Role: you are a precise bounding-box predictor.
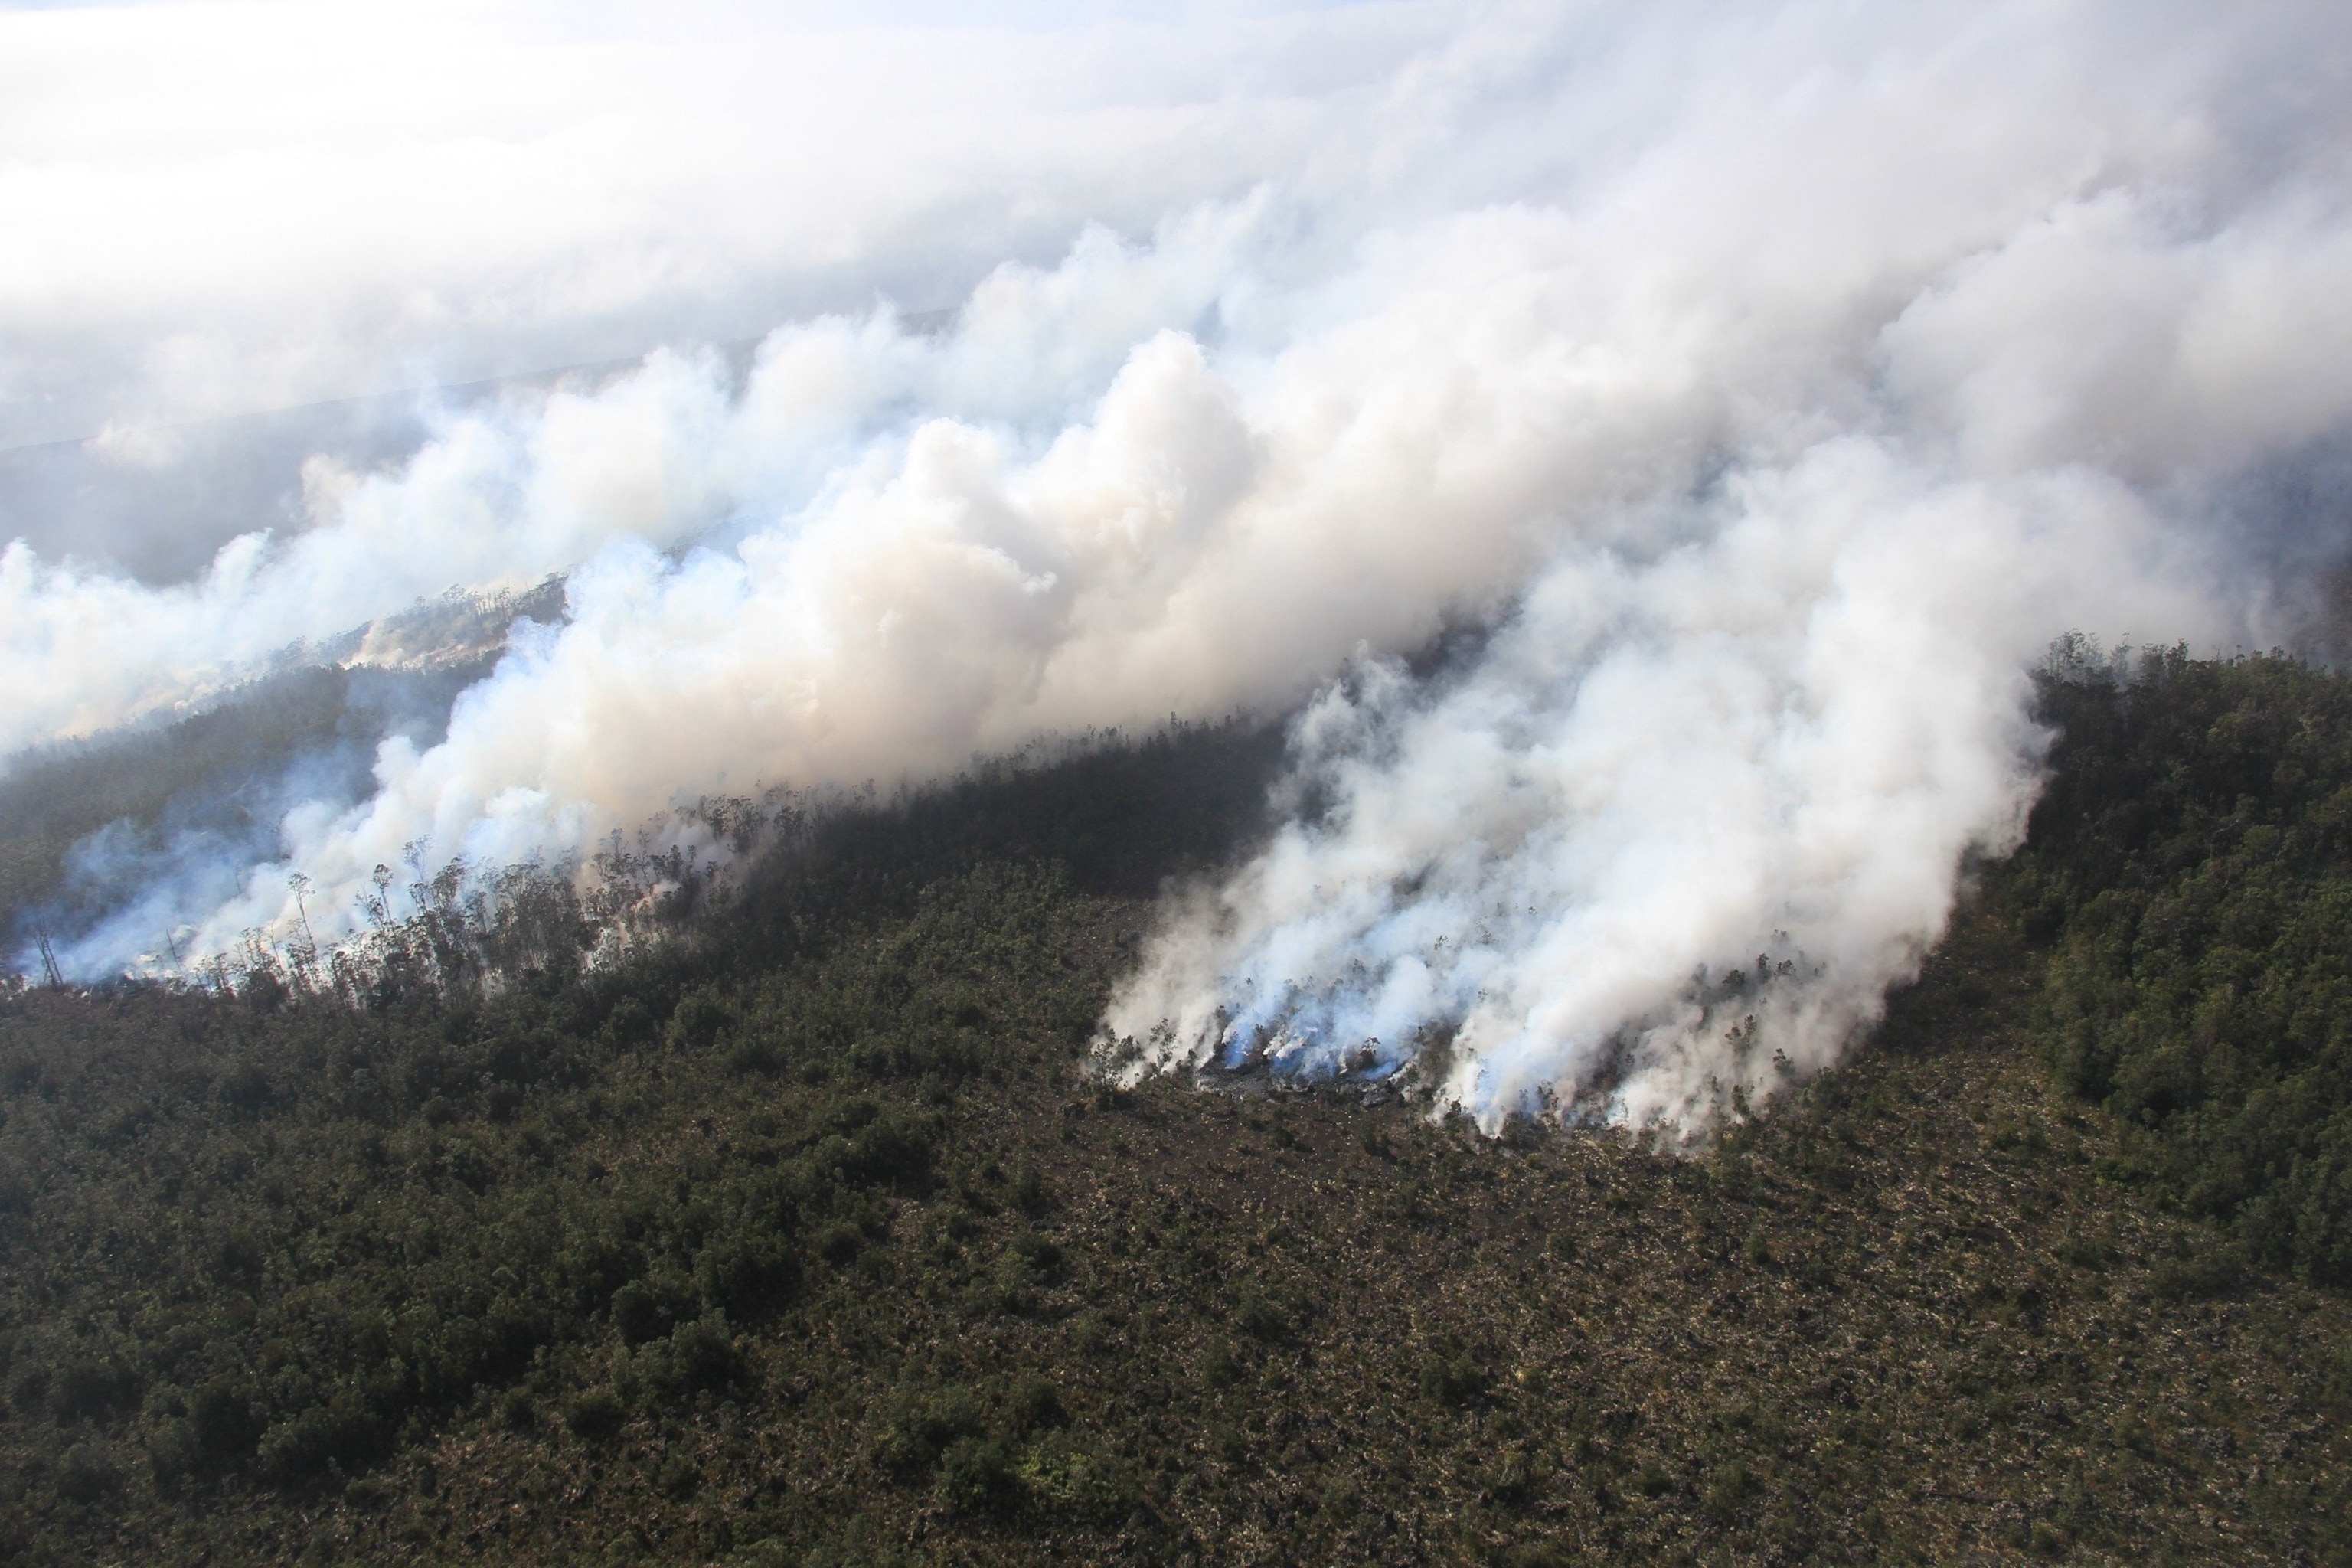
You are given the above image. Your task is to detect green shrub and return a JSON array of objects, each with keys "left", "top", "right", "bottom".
[
  {"left": 256, "top": 1395, "right": 400, "bottom": 1485},
  {"left": 655, "top": 1452, "right": 701, "bottom": 1498},
  {"left": 815, "top": 1221, "right": 864, "bottom": 1266},
  {"left": 50, "top": 1355, "right": 139, "bottom": 1423},
  {"left": 724, "top": 1036, "right": 782, "bottom": 1076},
  {"left": 639, "top": 1312, "right": 744, "bottom": 1403},
  {"left": 218, "top": 1060, "right": 273, "bottom": 1112},
  {"left": 1015, "top": 1433, "right": 1131, "bottom": 1524},
  {"left": 1417, "top": 1337, "right": 1488, "bottom": 1407},
  {"left": 3, "top": 1363, "right": 45, "bottom": 1416},
  {"left": 935, "top": 1434, "right": 1021, "bottom": 1516},
  {"left": 603, "top": 998, "right": 658, "bottom": 1049},
  {"left": 610, "top": 1279, "right": 672, "bottom": 1347},
  {"left": 557, "top": 1233, "right": 645, "bottom": 1316},
  {"left": 1485, "top": 1448, "right": 1538, "bottom": 1508},
  {"left": 1009, "top": 1158, "right": 1048, "bottom": 1217},
  {"left": 1008, "top": 1230, "right": 1064, "bottom": 1285},
  {"left": 873, "top": 1387, "right": 984, "bottom": 1477},
  {"left": 1700, "top": 1458, "right": 1759, "bottom": 1521},
  {"left": 668, "top": 988, "right": 733, "bottom": 1052},
  {"left": 1006, "top": 1376, "right": 1065, "bottom": 1436},
  {"left": 695, "top": 1228, "right": 801, "bottom": 1318},
  {"left": 188, "top": 1380, "right": 263, "bottom": 1472},
  {"left": 143, "top": 1412, "right": 203, "bottom": 1485},
  {"left": 823, "top": 1114, "right": 937, "bottom": 1195},
  {"left": 2147, "top": 1240, "right": 2247, "bottom": 1302},
  {"left": 565, "top": 1387, "right": 628, "bottom": 1442},
  {"left": 54, "top": 1443, "right": 119, "bottom": 1504},
  {"left": 1231, "top": 1283, "right": 1292, "bottom": 1343}
]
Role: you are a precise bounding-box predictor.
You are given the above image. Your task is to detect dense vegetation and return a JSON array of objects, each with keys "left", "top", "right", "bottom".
[
  {"left": 2013, "top": 646, "right": 2352, "bottom": 1285},
  {"left": 0, "top": 662, "right": 2347, "bottom": 1564}
]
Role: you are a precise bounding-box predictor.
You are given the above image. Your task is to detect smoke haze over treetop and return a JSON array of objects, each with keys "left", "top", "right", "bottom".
[{"left": 5, "top": 2, "right": 2350, "bottom": 1126}]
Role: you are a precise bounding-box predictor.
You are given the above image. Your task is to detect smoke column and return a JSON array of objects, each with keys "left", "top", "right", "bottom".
[{"left": 7, "top": 4, "right": 2352, "bottom": 1126}]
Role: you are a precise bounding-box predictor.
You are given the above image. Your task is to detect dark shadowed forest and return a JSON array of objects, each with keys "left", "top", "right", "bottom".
[{"left": 0, "top": 659, "right": 2350, "bottom": 1566}]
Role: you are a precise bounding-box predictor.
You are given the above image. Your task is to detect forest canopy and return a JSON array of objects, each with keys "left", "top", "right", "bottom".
[
  {"left": 2014, "top": 646, "right": 2352, "bottom": 1284},
  {"left": 0, "top": 659, "right": 2346, "bottom": 1563}
]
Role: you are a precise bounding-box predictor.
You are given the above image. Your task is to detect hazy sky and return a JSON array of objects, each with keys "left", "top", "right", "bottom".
[
  {"left": 0, "top": 1, "right": 1446, "bottom": 444},
  {"left": 0, "top": 0, "right": 1459, "bottom": 574}
]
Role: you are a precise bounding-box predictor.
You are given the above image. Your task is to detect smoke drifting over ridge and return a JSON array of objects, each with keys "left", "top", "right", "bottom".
[{"left": 7, "top": 3, "right": 2352, "bottom": 1126}]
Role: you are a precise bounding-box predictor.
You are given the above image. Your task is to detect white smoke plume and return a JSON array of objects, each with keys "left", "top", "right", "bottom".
[
  {"left": 6, "top": 3, "right": 2352, "bottom": 1130},
  {"left": 1100, "top": 448, "right": 2212, "bottom": 1126}
]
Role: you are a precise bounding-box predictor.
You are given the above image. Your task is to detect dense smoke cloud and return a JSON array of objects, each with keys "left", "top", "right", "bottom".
[
  {"left": 7, "top": 2, "right": 2352, "bottom": 1127},
  {"left": 1102, "top": 448, "right": 2211, "bottom": 1125}
]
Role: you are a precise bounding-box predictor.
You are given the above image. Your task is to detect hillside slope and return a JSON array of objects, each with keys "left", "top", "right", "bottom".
[{"left": 0, "top": 667, "right": 2348, "bottom": 1566}]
